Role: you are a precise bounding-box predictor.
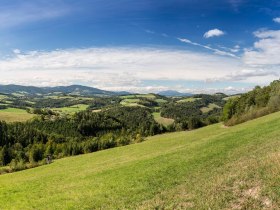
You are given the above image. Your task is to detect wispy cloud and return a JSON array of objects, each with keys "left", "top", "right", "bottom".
[
  {"left": 218, "top": 45, "right": 240, "bottom": 53},
  {"left": 144, "top": 29, "right": 155, "bottom": 34},
  {"left": 204, "top": 29, "right": 225, "bottom": 38},
  {"left": 228, "top": 0, "right": 244, "bottom": 12},
  {"left": 0, "top": 2, "right": 71, "bottom": 28},
  {"left": 177, "top": 38, "right": 239, "bottom": 58}
]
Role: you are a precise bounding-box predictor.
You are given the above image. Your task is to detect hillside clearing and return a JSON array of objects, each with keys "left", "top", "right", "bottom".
[
  {"left": 0, "top": 112, "right": 279, "bottom": 209},
  {"left": 177, "top": 97, "right": 201, "bottom": 103},
  {"left": 52, "top": 104, "right": 89, "bottom": 114},
  {"left": 153, "top": 112, "right": 174, "bottom": 127},
  {"left": 0, "top": 108, "right": 35, "bottom": 122},
  {"left": 200, "top": 103, "right": 221, "bottom": 113}
]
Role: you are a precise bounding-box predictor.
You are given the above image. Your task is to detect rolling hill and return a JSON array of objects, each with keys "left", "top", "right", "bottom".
[
  {"left": 0, "top": 112, "right": 279, "bottom": 209},
  {"left": 0, "top": 84, "right": 126, "bottom": 96},
  {"left": 158, "top": 90, "right": 193, "bottom": 97}
]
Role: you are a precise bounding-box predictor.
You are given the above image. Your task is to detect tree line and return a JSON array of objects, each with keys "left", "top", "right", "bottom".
[{"left": 222, "top": 80, "right": 280, "bottom": 126}]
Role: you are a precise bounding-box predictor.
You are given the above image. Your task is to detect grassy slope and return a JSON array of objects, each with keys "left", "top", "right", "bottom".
[
  {"left": 0, "top": 108, "right": 35, "bottom": 122},
  {"left": 200, "top": 103, "right": 221, "bottom": 113},
  {"left": 52, "top": 104, "right": 89, "bottom": 114},
  {"left": 153, "top": 112, "right": 174, "bottom": 127},
  {"left": 0, "top": 112, "right": 280, "bottom": 209},
  {"left": 177, "top": 97, "right": 201, "bottom": 103}
]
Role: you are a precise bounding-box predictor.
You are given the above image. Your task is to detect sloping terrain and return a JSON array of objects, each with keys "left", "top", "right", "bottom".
[
  {"left": 0, "top": 112, "right": 279, "bottom": 209},
  {"left": 0, "top": 84, "right": 118, "bottom": 96}
]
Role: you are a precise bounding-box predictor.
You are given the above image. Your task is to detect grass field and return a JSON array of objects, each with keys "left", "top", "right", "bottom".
[
  {"left": 177, "top": 97, "right": 201, "bottom": 103},
  {"left": 200, "top": 103, "right": 221, "bottom": 113},
  {"left": 0, "top": 112, "right": 280, "bottom": 209},
  {"left": 120, "top": 94, "right": 156, "bottom": 99},
  {"left": 155, "top": 98, "right": 168, "bottom": 103},
  {"left": 120, "top": 98, "right": 145, "bottom": 107},
  {"left": 52, "top": 104, "right": 89, "bottom": 114},
  {"left": 223, "top": 95, "right": 241, "bottom": 101},
  {"left": 0, "top": 94, "right": 8, "bottom": 99},
  {"left": 153, "top": 112, "right": 174, "bottom": 127},
  {"left": 0, "top": 108, "right": 35, "bottom": 122}
]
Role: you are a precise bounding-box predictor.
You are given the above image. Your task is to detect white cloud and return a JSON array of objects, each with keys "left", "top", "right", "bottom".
[
  {"left": 204, "top": 29, "right": 225, "bottom": 38},
  {"left": 206, "top": 69, "right": 279, "bottom": 83},
  {"left": 218, "top": 45, "right": 240, "bottom": 53},
  {"left": 243, "top": 29, "right": 280, "bottom": 66},
  {"left": 0, "top": 47, "right": 243, "bottom": 92},
  {"left": 273, "top": 17, "right": 280, "bottom": 23},
  {"left": 0, "top": 42, "right": 278, "bottom": 93},
  {"left": 13, "top": 49, "right": 21, "bottom": 54}
]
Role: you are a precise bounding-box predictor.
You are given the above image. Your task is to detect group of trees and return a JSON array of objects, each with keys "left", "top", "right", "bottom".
[
  {"left": 161, "top": 94, "right": 225, "bottom": 130},
  {"left": 0, "top": 106, "right": 161, "bottom": 172},
  {"left": 222, "top": 80, "right": 280, "bottom": 126}
]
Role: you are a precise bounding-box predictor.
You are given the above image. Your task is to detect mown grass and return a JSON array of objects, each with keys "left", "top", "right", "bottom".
[
  {"left": 0, "top": 108, "right": 35, "bottom": 122},
  {"left": 0, "top": 112, "right": 280, "bottom": 209},
  {"left": 52, "top": 104, "right": 89, "bottom": 114},
  {"left": 223, "top": 95, "right": 241, "bottom": 101},
  {"left": 153, "top": 112, "right": 174, "bottom": 127},
  {"left": 120, "top": 94, "right": 156, "bottom": 99},
  {"left": 120, "top": 99, "right": 145, "bottom": 107},
  {"left": 200, "top": 103, "right": 221, "bottom": 113},
  {"left": 177, "top": 97, "right": 201, "bottom": 103}
]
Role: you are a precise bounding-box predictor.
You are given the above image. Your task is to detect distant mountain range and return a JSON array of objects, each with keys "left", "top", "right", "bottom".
[
  {"left": 0, "top": 84, "right": 129, "bottom": 96},
  {"left": 0, "top": 84, "right": 193, "bottom": 97},
  {"left": 157, "top": 90, "right": 193, "bottom": 97}
]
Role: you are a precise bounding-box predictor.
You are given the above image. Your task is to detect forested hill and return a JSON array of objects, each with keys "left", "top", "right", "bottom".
[
  {"left": 0, "top": 84, "right": 123, "bottom": 96},
  {"left": 222, "top": 79, "right": 280, "bottom": 126}
]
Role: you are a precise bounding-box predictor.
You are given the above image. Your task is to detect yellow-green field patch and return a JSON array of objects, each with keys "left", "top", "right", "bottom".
[
  {"left": 53, "top": 104, "right": 89, "bottom": 114},
  {"left": 177, "top": 97, "right": 201, "bottom": 103},
  {"left": 153, "top": 112, "right": 174, "bottom": 126},
  {"left": 120, "top": 99, "right": 145, "bottom": 107},
  {"left": 155, "top": 98, "right": 167, "bottom": 103},
  {"left": 223, "top": 95, "right": 241, "bottom": 101},
  {"left": 0, "top": 108, "right": 35, "bottom": 122},
  {"left": 200, "top": 103, "right": 221, "bottom": 113},
  {"left": 136, "top": 94, "right": 156, "bottom": 99},
  {"left": 120, "top": 94, "right": 156, "bottom": 99}
]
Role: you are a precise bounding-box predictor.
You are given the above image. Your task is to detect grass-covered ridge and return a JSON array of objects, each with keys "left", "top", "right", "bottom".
[{"left": 0, "top": 111, "right": 279, "bottom": 209}]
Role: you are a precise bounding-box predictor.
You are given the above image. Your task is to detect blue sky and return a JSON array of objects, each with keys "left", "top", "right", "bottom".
[{"left": 0, "top": 0, "right": 280, "bottom": 93}]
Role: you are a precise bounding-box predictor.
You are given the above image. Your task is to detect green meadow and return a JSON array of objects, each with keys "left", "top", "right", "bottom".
[
  {"left": 153, "top": 112, "right": 174, "bottom": 127},
  {"left": 120, "top": 94, "right": 156, "bottom": 99},
  {"left": 120, "top": 98, "right": 144, "bottom": 107},
  {"left": 52, "top": 104, "right": 89, "bottom": 114},
  {"left": 0, "top": 111, "right": 279, "bottom": 209},
  {"left": 177, "top": 97, "right": 201, "bottom": 103},
  {"left": 0, "top": 108, "right": 35, "bottom": 122},
  {"left": 200, "top": 103, "right": 221, "bottom": 113}
]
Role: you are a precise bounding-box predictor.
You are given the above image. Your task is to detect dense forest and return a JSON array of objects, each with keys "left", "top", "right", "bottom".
[
  {"left": 222, "top": 80, "right": 280, "bottom": 126},
  {"left": 0, "top": 107, "right": 161, "bottom": 172},
  {"left": 161, "top": 94, "right": 225, "bottom": 130}
]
